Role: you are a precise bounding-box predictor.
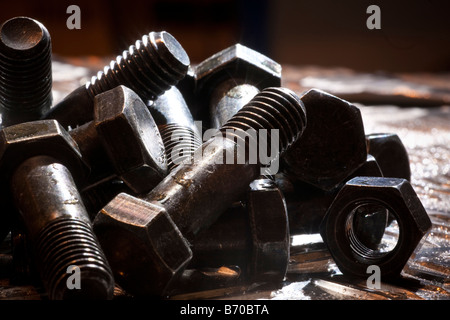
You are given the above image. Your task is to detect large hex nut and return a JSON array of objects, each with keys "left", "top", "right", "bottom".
[
  {"left": 195, "top": 44, "right": 282, "bottom": 125},
  {"left": 247, "top": 178, "right": 290, "bottom": 282},
  {"left": 94, "top": 85, "right": 168, "bottom": 194},
  {"left": 366, "top": 133, "right": 411, "bottom": 181},
  {"left": 92, "top": 193, "right": 193, "bottom": 297},
  {"left": 282, "top": 89, "right": 367, "bottom": 191},
  {"left": 319, "top": 176, "right": 432, "bottom": 279}
]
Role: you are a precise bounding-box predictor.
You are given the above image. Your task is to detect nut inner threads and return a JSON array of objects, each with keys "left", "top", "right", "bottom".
[{"left": 345, "top": 201, "right": 399, "bottom": 261}]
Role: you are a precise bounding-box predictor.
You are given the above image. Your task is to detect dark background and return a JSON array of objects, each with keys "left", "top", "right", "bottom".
[{"left": 1, "top": 0, "right": 449, "bottom": 72}]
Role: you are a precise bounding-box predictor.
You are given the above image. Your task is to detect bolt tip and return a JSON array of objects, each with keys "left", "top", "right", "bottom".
[
  {"left": 0, "top": 16, "right": 49, "bottom": 52},
  {"left": 150, "top": 31, "right": 190, "bottom": 69}
]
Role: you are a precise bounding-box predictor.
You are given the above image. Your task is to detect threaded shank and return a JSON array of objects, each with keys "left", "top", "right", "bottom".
[
  {"left": 35, "top": 218, "right": 114, "bottom": 300},
  {"left": 220, "top": 87, "right": 307, "bottom": 155},
  {"left": 0, "top": 17, "right": 52, "bottom": 115},
  {"left": 159, "top": 124, "right": 202, "bottom": 172},
  {"left": 86, "top": 31, "right": 189, "bottom": 100}
]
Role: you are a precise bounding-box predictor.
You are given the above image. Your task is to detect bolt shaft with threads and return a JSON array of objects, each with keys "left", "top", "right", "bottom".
[
  {"left": 43, "top": 31, "right": 190, "bottom": 129},
  {"left": 11, "top": 156, "right": 114, "bottom": 300},
  {"left": 144, "top": 87, "right": 307, "bottom": 239},
  {"left": 148, "top": 86, "right": 202, "bottom": 172}
]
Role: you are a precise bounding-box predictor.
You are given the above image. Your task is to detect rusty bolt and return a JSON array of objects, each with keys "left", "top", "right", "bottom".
[
  {"left": 93, "top": 87, "right": 307, "bottom": 296},
  {"left": 0, "top": 120, "right": 114, "bottom": 299}
]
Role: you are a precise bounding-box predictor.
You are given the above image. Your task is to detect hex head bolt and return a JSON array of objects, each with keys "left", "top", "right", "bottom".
[
  {"left": 69, "top": 85, "right": 167, "bottom": 196},
  {"left": 43, "top": 31, "right": 190, "bottom": 129},
  {"left": 0, "top": 17, "right": 53, "bottom": 127},
  {"left": 195, "top": 43, "right": 282, "bottom": 129},
  {"left": 93, "top": 87, "right": 307, "bottom": 296},
  {"left": 282, "top": 89, "right": 368, "bottom": 191},
  {"left": 319, "top": 176, "right": 432, "bottom": 279},
  {"left": 148, "top": 86, "right": 202, "bottom": 172},
  {"left": 0, "top": 120, "right": 114, "bottom": 299}
]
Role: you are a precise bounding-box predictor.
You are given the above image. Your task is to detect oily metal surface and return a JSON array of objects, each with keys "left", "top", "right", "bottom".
[{"left": 0, "top": 60, "right": 448, "bottom": 300}]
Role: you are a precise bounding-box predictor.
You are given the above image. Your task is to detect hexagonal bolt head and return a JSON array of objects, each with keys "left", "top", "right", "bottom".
[
  {"left": 0, "top": 119, "right": 89, "bottom": 242},
  {"left": 94, "top": 85, "right": 168, "bottom": 194},
  {"left": 319, "top": 176, "right": 432, "bottom": 279},
  {"left": 366, "top": 133, "right": 411, "bottom": 181},
  {"left": 282, "top": 89, "right": 367, "bottom": 191},
  {"left": 195, "top": 43, "right": 282, "bottom": 125},
  {"left": 247, "top": 178, "right": 289, "bottom": 282},
  {"left": 0, "top": 119, "right": 88, "bottom": 184},
  {"left": 93, "top": 193, "right": 192, "bottom": 297}
]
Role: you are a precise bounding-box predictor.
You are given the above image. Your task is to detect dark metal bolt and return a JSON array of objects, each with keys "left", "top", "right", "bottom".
[
  {"left": 0, "top": 120, "right": 114, "bottom": 299},
  {"left": 69, "top": 85, "right": 167, "bottom": 195},
  {"left": 148, "top": 86, "right": 202, "bottom": 172},
  {"left": 43, "top": 31, "right": 190, "bottom": 129},
  {"left": 93, "top": 87, "right": 307, "bottom": 296},
  {"left": 0, "top": 17, "right": 53, "bottom": 126}
]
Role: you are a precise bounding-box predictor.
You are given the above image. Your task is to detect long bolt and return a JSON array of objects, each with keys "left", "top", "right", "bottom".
[
  {"left": 0, "top": 17, "right": 53, "bottom": 126},
  {"left": 11, "top": 155, "right": 114, "bottom": 299},
  {"left": 43, "top": 31, "right": 190, "bottom": 129},
  {"left": 146, "top": 87, "right": 306, "bottom": 239},
  {"left": 94, "top": 87, "right": 307, "bottom": 296}
]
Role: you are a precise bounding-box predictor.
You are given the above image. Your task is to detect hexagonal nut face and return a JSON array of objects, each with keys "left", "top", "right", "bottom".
[
  {"left": 366, "top": 133, "right": 411, "bottom": 181},
  {"left": 94, "top": 85, "right": 168, "bottom": 194},
  {"left": 282, "top": 89, "right": 367, "bottom": 191},
  {"left": 195, "top": 44, "right": 282, "bottom": 100},
  {"left": 247, "top": 178, "right": 289, "bottom": 282},
  {"left": 0, "top": 119, "right": 88, "bottom": 184},
  {"left": 319, "top": 176, "right": 432, "bottom": 279},
  {"left": 92, "top": 193, "right": 192, "bottom": 297}
]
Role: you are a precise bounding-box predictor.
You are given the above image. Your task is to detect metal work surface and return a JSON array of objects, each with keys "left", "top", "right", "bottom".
[{"left": 0, "top": 60, "right": 448, "bottom": 300}]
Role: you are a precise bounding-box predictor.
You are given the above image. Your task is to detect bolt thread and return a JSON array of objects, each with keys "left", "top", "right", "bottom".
[
  {"left": 86, "top": 31, "right": 189, "bottom": 101},
  {"left": 220, "top": 87, "right": 307, "bottom": 155},
  {"left": 35, "top": 218, "right": 114, "bottom": 300},
  {"left": 0, "top": 17, "right": 52, "bottom": 114},
  {"left": 159, "top": 123, "right": 202, "bottom": 172}
]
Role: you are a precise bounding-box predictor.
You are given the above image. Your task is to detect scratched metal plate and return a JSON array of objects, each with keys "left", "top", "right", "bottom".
[{"left": 0, "top": 61, "right": 448, "bottom": 300}]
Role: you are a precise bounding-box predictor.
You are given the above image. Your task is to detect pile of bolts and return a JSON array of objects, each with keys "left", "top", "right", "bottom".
[{"left": 0, "top": 16, "right": 432, "bottom": 300}]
